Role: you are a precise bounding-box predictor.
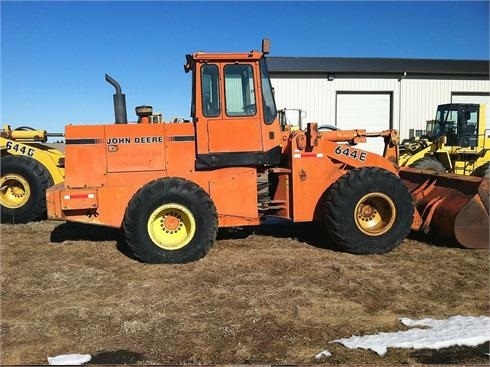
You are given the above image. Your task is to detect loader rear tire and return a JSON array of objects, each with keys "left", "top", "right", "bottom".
[
  {"left": 0, "top": 155, "right": 53, "bottom": 223},
  {"left": 409, "top": 157, "right": 445, "bottom": 172},
  {"left": 123, "top": 178, "right": 218, "bottom": 264},
  {"left": 323, "top": 167, "right": 413, "bottom": 254}
]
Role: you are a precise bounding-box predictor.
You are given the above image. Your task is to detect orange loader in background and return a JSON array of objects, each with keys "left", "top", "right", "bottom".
[{"left": 46, "top": 40, "right": 488, "bottom": 263}]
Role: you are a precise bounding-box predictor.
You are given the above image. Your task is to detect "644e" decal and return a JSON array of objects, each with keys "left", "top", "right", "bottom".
[{"left": 334, "top": 145, "right": 367, "bottom": 162}]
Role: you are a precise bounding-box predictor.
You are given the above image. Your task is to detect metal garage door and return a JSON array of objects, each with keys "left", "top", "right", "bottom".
[{"left": 336, "top": 93, "right": 391, "bottom": 154}]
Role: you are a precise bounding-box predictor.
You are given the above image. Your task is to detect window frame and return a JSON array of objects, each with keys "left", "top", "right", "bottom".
[
  {"left": 201, "top": 64, "right": 220, "bottom": 118},
  {"left": 223, "top": 63, "right": 257, "bottom": 118},
  {"left": 259, "top": 57, "right": 278, "bottom": 125}
]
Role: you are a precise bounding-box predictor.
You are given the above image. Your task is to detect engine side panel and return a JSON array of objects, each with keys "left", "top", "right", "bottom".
[{"left": 51, "top": 122, "right": 260, "bottom": 228}]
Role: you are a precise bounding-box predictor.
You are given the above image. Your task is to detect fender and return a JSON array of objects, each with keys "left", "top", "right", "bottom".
[
  {"left": 1, "top": 137, "right": 65, "bottom": 184},
  {"left": 323, "top": 140, "right": 399, "bottom": 175}
]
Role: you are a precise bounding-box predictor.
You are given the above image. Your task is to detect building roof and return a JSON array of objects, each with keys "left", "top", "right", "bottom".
[{"left": 267, "top": 56, "right": 490, "bottom": 77}]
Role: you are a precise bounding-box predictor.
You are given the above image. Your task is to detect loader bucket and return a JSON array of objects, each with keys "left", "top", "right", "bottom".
[{"left": 399, "top": 167, "right": 489, "bottom": 249}]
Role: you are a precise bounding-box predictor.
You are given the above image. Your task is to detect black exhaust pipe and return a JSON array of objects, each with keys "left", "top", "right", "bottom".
[{"left": 105, "top": 74, "right": 128, "bottom": 124}]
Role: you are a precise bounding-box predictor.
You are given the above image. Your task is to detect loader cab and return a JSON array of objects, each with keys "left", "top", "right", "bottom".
[
  {"left": 185, "top": 43, "right": 282, "bottom": 169},
  {"left": 430, "top": 104, "right": 480, "bottom": 149}
]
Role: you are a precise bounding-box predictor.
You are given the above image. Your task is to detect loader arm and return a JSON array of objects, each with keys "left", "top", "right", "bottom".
[{"left": 319, "top": 128, "right": 400, "bottom": 174}]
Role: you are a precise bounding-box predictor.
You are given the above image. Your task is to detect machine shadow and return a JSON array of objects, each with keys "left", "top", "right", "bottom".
[
  {"left": 218, "top": 219, "right": 342, "bottom": 252},
  {"left": 219, "top": 220, "right": 466, "bottom": 252},
  {"left": 49, "top": 222, "right": 141, "bottom": 261},
  {"left": 50, "top": 222, "right": 123, "bottom": 243},
  {"left": 406, "top": 230, "right": 463, "bottom": 249},
  {"left": 50, "top": 220, "right": 463, "bottom": 262},
  {"left": 50, "top": 221, "right": 339, "bottom": 261}
]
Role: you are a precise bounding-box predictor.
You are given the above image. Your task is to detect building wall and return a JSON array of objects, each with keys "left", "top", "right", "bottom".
[
  {"left": 270, "top": 73, "right": 490, "bottom": 139},
  {"left": 400, "top": 78, "right": 490, "bottom": 136}
]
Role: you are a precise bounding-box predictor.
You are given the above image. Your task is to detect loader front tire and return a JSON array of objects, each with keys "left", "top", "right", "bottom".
[
  {"left": 123, "top": 178, "right": 218, "bottom": 264},
  {"left": 323, "top": 167, "right": 413, "bottom": 254},
  {"left": 409, "top": 157, "right": 445, "bottom": 172},
  {"left": 472, "top": 163, "right": 490, "bottom": 178},
  {"left": 0, "top": 155, "right": 53, "bottom": 223}
]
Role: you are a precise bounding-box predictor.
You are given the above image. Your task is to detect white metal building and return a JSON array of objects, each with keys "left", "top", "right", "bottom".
[{"left": 267, "top": 57, "right": 489, "bottom": 154}]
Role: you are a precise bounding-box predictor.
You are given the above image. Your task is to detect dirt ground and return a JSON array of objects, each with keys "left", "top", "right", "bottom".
[{"left": 0, "top": 220, "right": 489, "bottom": 365}]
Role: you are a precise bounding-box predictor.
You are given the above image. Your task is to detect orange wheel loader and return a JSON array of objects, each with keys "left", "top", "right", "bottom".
[{"left": 46, "top": 40, "right": 488, "bottom": 263}]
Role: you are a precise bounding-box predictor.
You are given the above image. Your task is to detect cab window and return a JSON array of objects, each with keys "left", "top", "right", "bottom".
[
  {"left": 260, "top": 58, "right": 277, "bottom": 124},
  {"left": 463, "top": 109, "right": 478, "bottom": 135},
  {"left": 433, "top": 107, "right": 458, "bottom": 140},
  {"left": 224, "top": 64, "right": 256, "bottom": 116},
  {"left": 201, "top": 64, "right": 220, "bottom": 117}
]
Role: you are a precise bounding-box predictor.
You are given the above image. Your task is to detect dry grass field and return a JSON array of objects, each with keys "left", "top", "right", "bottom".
[{"left": 1, "top": 220, "right": 489, "bottom": 365}]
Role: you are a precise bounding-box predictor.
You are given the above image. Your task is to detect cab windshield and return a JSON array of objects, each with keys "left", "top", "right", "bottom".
[
  {"left": 430, "top": 105, "right": 478, "bottom": 146},
  {"left": 430, "top": 106, "right": 458, "bottom": 139}
]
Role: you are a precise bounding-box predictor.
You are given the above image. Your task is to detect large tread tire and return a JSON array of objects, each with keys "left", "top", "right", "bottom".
[
  {"left": 409, "top": 157, "right": 445, "bottom": 172},
  {"left": 123, "top": 178, "right": 218, "bottom": 264},
  {"left": 323, "top": 167, "right": 413, "bottom": 254},
  {"left": 471, "top": 162, "right": 490, "bottom": 178},
  {"left": 1, "top": 155, "right": 53, "bottom": 223}
]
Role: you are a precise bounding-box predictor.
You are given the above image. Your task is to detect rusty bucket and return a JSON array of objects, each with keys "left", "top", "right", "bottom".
[{"left": 399, "top": 167, "right": 489, "bottom": 249}]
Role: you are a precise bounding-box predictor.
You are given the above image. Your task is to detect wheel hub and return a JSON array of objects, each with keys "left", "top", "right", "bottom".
[
  {"left": 0, "top": 174, "right": 30, "bottom": 209},
  {"left": 355, "top": 193, "right": 396, "bottom": 236},
  {"left": 163, "top": 214, "right": 180, "bottom": 231},
  {"left": 359, "top": 204, "right": 375, "bottom": 219},
  {"left": 148, "top": 204, "right": 196, "bottom": 250}
]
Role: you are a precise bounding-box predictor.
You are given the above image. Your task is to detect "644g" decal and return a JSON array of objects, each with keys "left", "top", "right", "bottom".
[
  {"left": 6, "top": 141, "right": 35, "bottom": 157},
  {"left": 334, "top": 145, "right": 367, "bottom": 162}
]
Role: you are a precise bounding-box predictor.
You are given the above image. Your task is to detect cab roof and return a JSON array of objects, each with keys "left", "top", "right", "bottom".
[
  {"left": 184, "top": 50, "right": 265, "bottom": 73},
  {"left": 191, "top": 50, "right": 264, "bottom": 61}
]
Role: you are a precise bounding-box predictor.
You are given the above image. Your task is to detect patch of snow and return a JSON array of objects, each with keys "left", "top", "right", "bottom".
[
  {"left": 47, "top": 353, "right": 92, "bottom": 365},
  {"left": 333, "top": 315, "right": 490, "bottom": 356},
  {"left": 315, "top": 350, "right": 332, "bottom": 359}
]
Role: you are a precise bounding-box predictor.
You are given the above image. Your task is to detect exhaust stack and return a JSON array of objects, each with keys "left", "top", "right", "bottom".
[{"left": 105, "top": 74, "right": 128, "bottom": 124}]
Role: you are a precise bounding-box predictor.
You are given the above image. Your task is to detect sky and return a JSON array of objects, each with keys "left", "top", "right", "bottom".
[
  {"left": 46, "top": 315, "right": 490, "bottom": 364},
  {"left": 1, "top": 1, "right": 489, "bottom": 134}
]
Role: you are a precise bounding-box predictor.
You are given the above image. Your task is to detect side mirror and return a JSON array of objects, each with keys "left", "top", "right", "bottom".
[
  {"left": 262, "top": 38, "right": 270, "bottom": 55},
  {"left": 184, "top": 54, "right": 193, "bottom": 73}
]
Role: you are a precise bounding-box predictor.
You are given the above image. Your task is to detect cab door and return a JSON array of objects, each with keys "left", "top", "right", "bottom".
[
  {"left": 195, "top": 62, "right": 264, "bottom": 168},
  {"left": 457, "top": 105, "right": 479, "bottom": 149}
]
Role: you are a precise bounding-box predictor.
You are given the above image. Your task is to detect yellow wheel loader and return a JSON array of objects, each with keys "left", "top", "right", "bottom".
[
  {"left": 1, "top": 125, "right": 65, "bottom": 223},
  {"left": 399, "top": 103, "right": 489, "bottom": 177}
]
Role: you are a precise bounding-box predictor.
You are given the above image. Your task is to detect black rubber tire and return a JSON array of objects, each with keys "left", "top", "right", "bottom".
[
  {"left": 471, "top": 162, "right": 490, "bottom": 178},
  {"left": 409, "top": 157, "right": 445, "bottom": 172},
  {"left": 0, "top": 155, "right": 54, "bottom": 223},
  {"left": 123, "top": 178, "right": 218, "bottom": 264},
  {"left": 323, "top": 167, "right": 413, "bottom": 254}
]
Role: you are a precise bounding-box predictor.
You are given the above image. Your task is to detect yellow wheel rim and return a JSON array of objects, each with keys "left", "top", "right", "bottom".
[
  {"left": 354, "top": 192, "right": 396, "bottom": 236},
  {"left": 0, "top": 174, "right": 31, "bottom": 209},
  {"left": 147, "top": 203, "right": 196, "bottom": 250}
]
